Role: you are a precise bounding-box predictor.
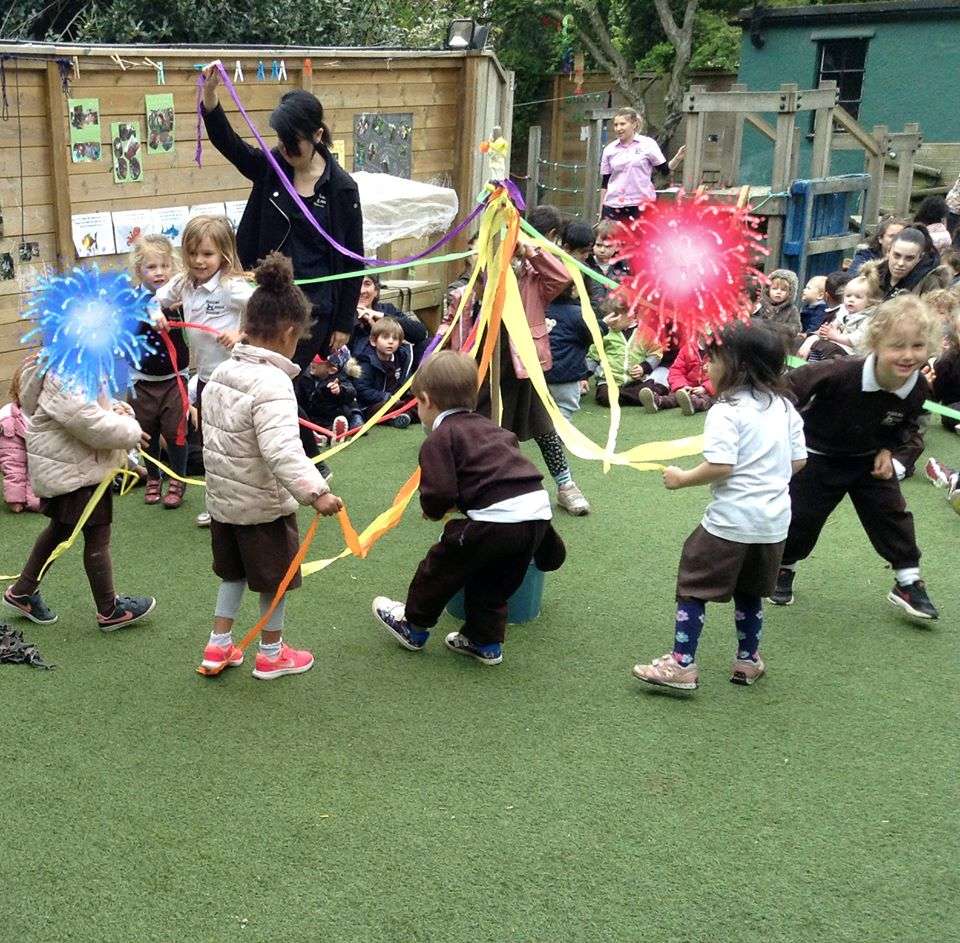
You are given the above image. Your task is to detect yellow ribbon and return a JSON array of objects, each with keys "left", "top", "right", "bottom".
[{"left": 0, "top": 467, "right": 139, "bottom": 582}]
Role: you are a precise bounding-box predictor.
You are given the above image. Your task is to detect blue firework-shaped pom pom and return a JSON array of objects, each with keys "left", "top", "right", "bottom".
[{"left": 22, "top": 266, "right": 155, "bottom": 400}]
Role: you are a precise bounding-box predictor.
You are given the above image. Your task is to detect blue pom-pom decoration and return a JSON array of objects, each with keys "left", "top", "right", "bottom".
[{"left": 21, "top": 266, "right": 155, "bottom": 400}]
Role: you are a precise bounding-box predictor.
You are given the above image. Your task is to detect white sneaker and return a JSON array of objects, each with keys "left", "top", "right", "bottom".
[
  {"left": 195, "top": 511, "right": 211, "bottom": 528},
  {"left": 557, "top": 481, "right": 590, "bottom": 516}
]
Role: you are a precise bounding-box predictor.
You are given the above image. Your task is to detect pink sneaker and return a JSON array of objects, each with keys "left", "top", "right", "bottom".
[
  {"left": 924, "top": 456, "right": 957, "bottom": 489},
  {"left": 251, "top": 643, "right": 315, "bottom": 680},
  {"left": 631, "top": 653, "right": 699, "bottom": 690},
  {"left": 730, "top": 655, "right": 766, "bottom": 686},
  {"left": 197, "top": 641, "right": 244, "bottom": 676}
]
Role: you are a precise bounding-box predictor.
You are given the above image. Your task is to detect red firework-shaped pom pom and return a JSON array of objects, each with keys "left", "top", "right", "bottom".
[{"left": 613, "top": 190, "right": 766, "bottom": 349}]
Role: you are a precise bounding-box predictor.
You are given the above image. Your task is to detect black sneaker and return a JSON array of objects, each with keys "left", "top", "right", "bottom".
[
  {"left": 887, "top": 580, "right": 939, "bottom": 621},
  {"left": 2, "top": 588, "right": 58, "bottom": 625},
  {"left": 388, "top": 414, "right": 412, "bottom": 429},
  {"left": 768, "top": 568, "right": 795, "bottom": 606},
  {"left": 444, "top": 631, "right": 502, "bottom": 665},
  {"left": 97, "top": 595, "right": 156, "bottom": 631}
]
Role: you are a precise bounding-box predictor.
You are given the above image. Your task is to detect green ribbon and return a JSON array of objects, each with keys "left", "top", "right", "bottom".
[
  {"left": 293, "top": 250, "right": 473, "bottom": 287},
  {"left": 519, "top": 218, "right": 619, "bottom": 290}
]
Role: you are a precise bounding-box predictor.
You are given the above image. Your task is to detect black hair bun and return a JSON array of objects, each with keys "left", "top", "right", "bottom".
[{"left": 254, "top": 251, "right": 295, "bottom": 293}]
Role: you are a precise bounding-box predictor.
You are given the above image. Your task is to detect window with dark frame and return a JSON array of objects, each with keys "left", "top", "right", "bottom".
[{"left": 815, "top": 38, "right": 869, "bottom": 122}]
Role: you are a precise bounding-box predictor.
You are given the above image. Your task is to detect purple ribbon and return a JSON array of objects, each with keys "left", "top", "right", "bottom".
[
  {"left": 195, "top": 65, "right": 493, "bottom": 267},
  {"left": 503, "top": 177, "right": 526, "bottom": 212}
]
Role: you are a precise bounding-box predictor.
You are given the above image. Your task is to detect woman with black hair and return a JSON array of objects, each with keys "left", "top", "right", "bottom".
[
  {"left": 350, "top": 273, "right": 429, "bottom": 366},
  {"left": 847, "top": 216, "right": 908, "bottom": 276},
  {"left": 865, "top": 226, "right": 951, "bottom": 299},
  {"left": 200, "top": 65, "right": 364, "bottom": 368}
]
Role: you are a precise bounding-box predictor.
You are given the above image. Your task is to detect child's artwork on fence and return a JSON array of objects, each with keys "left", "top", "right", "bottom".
[
  {"left": 71, "top": 212, "right": 116, "bottom": 257},
  {"left": 68, "top": 98, "right": 102, "bottom": 163},
  {"left": 353, "top": 113, "right": 413, "bottom": 178},
  {"left": 111, "top": 122, "right": 144, "bottom": 183},
  {"left": 145, "top": 94, "right": 176, "bottom": 154}
]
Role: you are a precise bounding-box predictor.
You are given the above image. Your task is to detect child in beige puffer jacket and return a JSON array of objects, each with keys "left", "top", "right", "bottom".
[
  {"left": 3, "top": 357, "right": 157, "bottom": 630},
  {"left": 198, "top": 253, "right": 343, "bottom": 681}
]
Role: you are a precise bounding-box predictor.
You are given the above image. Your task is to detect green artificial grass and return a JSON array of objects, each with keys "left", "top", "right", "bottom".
[{"left": 1, "top": 400, "right": 957, "bottom": 943}]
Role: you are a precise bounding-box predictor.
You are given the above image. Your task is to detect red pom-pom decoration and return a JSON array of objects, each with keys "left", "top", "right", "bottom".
[{"left": 613, "top": 190, "right": 766, "bottom": 349}]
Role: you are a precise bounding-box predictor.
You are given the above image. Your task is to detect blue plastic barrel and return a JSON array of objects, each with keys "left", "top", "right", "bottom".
[{"left": 446, "top": 563, "right": 546, "bottom": 624}]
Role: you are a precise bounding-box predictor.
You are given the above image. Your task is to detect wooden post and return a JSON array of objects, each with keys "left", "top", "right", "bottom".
[
  {"left": 765, "top": 84, "right": 798, "bottom": 272},
  {"left": 891, "top": 122, "right": 922, "bottom": 216},
  {"left": 727, "top": 83, "right": 747, "bottom": 187},
  {"left": 582, "top": 118, "right": 603, "bottom": 220},
  {"left": 863, "top": 124, "right": 888, "bottom": 227},
  {"left": 810, "top": 81, "right": 837, "bottom": 179},
  {"left": 526, "top": 126, "right": 541, "bottom": 210},
  {"left": 681, "top": 86, "right": 707, "bottom": 191},
  {"left": 45, "top": 61, "right": 74, "bottom": 271}
]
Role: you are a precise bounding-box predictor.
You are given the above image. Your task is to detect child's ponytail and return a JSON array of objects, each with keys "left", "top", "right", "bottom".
[{"left": 243, "top": 252, "right": 312, "bottom": 342}]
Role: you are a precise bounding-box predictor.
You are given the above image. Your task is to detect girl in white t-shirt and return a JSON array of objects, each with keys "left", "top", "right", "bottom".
[
  {"left": 632, "top": 324, "right": 807, "bottom": 692},
  {"left": 155, "top": 215, "right": 254, "bottom": 526}
]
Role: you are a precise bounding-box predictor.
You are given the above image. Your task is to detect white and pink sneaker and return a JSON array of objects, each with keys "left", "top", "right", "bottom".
[
  {"left": 198, "top": 641, "right": 244, "bottom": 675},
  {"left": 251, "top": 643, "right": 315, "bottom": 680}
]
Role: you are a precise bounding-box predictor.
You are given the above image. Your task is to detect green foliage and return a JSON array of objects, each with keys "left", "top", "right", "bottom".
[{"left": 636, "top": 10, "right": 742, "bottom": 75}]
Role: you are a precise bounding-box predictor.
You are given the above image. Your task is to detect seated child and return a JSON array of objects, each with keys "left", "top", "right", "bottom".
[
  {"left": 559, "top": 219, "right": 607, "bottom": 310},
  {"left": 351, "top": 273, "right": 429, "bottom": 366},
  {"left": 799, "top": 275, "right": 827, "bottom": 333},
  {"left": 197, "top": 253, "right": 343, "bottom": 679},
  {"left": 592, "top": 220, "right": 631, "bottom": 281},
  {"left": 802, "top": 270, "right": 881, "bottom": 360},
  {"left": 941, "top": 248, "right": 960, "bottom": 287},
  {"left": 0, "top": 359, "right": 40, "bottom": 513},
  {"left": 372, "top": 351, "right": 566, "bottom": 667},
  {"left": 298, "top": 345, "right": 364, "bottom": 440},
  {"left": 755, "top": 268, "right": 801, "bottom": 343},
  {"left": 663, "top": 337, "right": 716, "bottom": 415},
  {"left": 771, "top": 294, "right": 940, "bottom": 622},
  {"left": 354, "top": 317, "right": 414, "bottom": 429},
  {"left": 3, "top": 360, "right": 155, "bottom": 629},
  {"left": 587, "top": 305, "right": 666, "bottom": 409}
]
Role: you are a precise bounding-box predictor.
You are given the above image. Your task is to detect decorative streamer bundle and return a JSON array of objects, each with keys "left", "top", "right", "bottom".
[
  {"left": 22, "top": 267, "right": 153, "bottom": 400},
  {"left": 613, "top": 190, "right": 766, "bottom": 351}
]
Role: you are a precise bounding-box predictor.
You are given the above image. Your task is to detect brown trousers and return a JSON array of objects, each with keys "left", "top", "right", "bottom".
[{"left": 405, "top": 518, "right": 558, "bottom": 646}]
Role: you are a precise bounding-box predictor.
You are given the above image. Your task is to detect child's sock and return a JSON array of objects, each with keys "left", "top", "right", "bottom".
[
  {"left": 209, "top": 631, "right": 233, "bottom": 649},
  {"left": 259, "top": 639, "right": 282, "bottom": 659},
  {"left": 672, "top": 598, "right": 705, "bottom": 666},
  {"left": 733, "top": 593, "right": 763, "bottom": 661},
  {"left": 894, "top": 566, "right": 920, "bottom": 585}
]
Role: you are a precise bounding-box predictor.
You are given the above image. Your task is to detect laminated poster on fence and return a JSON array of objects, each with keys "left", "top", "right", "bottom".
[
  {"left": 154, "top": 206, "right": 190, "bottom": 247},
  {"left": 224, "top": 201, "right": 247, "bottom": 231},
  {"left": 68, "top": 98, "right": 102, "bottom": 163},
  {"left": 111, "top": 122, "right": 144, "bottom": 184},
  {"left": 145, "top": 93, "right": 175, "bottom": 155},
  {"left": 189, "top": 202, "right": 226, "bottom": 219},
  {"left": 113, "top": 208, "right": 161, "bottom": 252},
  {"left": 71, "top": 212, "right": 116, "bottom": 257}
]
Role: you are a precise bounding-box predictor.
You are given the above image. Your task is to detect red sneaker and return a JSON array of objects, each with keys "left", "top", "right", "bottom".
[
  {"left": 332, "top": 415, "right": 349, "bottom": 442},
  {"left": 197, "top": 641, "right": 244, "bottom": 675},
  {"left": 251, "top": 643, "right": 314, "bottom": 680}
]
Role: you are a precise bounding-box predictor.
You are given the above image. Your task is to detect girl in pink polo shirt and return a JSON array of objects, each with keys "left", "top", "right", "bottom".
[{"left": 599, "top": 107, "right": 685, "bottom": 222}]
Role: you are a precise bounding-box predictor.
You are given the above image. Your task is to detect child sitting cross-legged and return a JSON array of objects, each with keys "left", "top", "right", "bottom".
[
  {"left": 372, "top": 351, "right": 566, "bottom": 667},
  {"left": 656, "top": 335, "right": 716, "bottom": 416},
  {"left": 354, "top": 317, "right": 414, "bottom": 429},
  {"left": 587, "top": 299, "right": 667, "bottom": 408}
]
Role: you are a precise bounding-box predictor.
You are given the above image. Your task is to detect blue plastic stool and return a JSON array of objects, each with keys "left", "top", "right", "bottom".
[{"left": 446, "top": 563, "right": 546, "bottom": 624}]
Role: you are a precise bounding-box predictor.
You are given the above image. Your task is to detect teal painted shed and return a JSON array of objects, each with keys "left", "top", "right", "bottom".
[{"left": 735, "top": 0, "right": 960, "bottom": 186}]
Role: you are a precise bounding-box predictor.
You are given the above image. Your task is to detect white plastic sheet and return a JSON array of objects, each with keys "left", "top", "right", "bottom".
[{"left": 352, "top": 171, "right": 459, "bottom": 254}]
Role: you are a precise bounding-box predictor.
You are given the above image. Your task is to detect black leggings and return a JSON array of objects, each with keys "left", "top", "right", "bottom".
[{"left": 13, "top": 520, "right": 115, "bottom": 614}]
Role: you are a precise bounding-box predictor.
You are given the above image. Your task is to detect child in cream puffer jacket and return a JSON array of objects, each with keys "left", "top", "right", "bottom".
[
  {"left": 197, "top": 253, "right": 343, "bottom": 681},
  {"left": 3, "top": 356, "right": 156, "bottom": 630}
]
